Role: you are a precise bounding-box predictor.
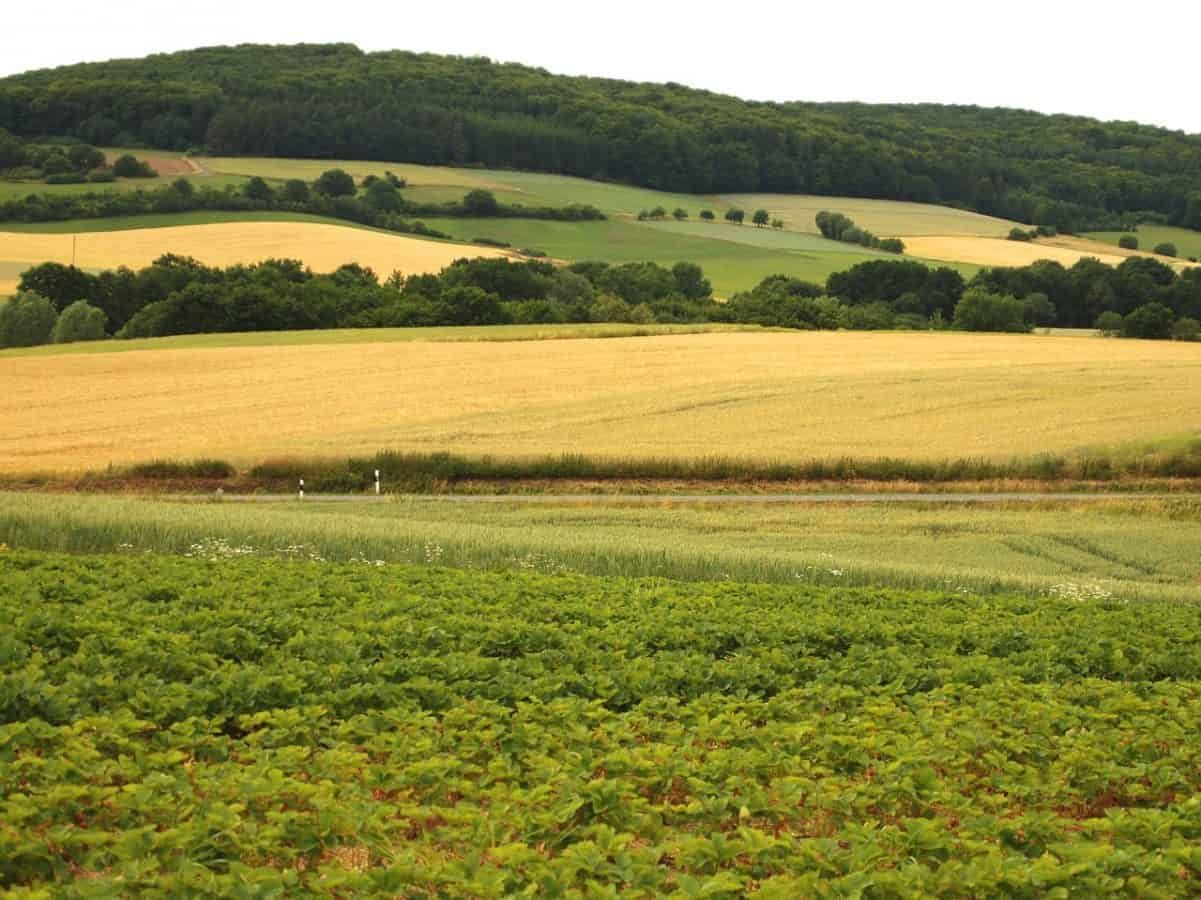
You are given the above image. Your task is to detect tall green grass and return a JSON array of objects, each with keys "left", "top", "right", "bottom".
[
  {"left": 1, "top": 492, "right": 1198, "bottom": 602},
  {"left": 49, "top": 442, "right": 1201, "bottom": 493}
]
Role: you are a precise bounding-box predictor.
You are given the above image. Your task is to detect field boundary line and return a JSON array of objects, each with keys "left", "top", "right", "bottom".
[{"left": 152, "top": 492, "right": 1201, "bottom": 505}]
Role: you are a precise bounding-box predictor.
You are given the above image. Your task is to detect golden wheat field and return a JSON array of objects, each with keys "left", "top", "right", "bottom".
[
  {"left": 3, "top": 331, "right": 1200, "bottom": 472},
  {"left": 0, "top": 222, "right": 506, "bottom": 292},
  {"left": 901, "top": 235, "right": 1129, "bottom": 268}
]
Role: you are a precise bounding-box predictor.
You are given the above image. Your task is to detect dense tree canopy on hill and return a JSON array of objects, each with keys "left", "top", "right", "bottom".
[{"left": 2, "top": 44, "right": 1201, "bottom": 232}]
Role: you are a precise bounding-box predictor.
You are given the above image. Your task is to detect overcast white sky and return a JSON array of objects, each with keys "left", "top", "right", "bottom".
[{"left": 4, "top": 0, "right": 1200, "bottom": 133}]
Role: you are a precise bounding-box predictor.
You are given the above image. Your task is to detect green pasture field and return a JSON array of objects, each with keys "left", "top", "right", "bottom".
[
  {"left": 201, "top": 156, "right": 707, "bottom": 216},
  {"left": 1086, "top": 224, "right": 1201, "bottom": 260},
  {"left": 1, "top": 153, "right": 993, "bottom": 294},
  {"left": 2, "top": 492, "right": 1198, "bottom": 601},
  {"left": 0, "top": 322, "right": 762, "bottom": 357},
  {"left": 419, "top": 216, "right": 904, "bottom": 295},
  {"left": 3, "top": 549, "right": 1199, "bottom": 894}
]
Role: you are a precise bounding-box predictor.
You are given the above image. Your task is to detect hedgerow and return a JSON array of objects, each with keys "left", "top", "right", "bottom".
[{"left": 1, "top": 550, "right": 1200, "bottom": 894}]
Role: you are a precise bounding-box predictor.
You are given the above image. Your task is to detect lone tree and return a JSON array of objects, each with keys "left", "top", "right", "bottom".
[
  {"left": 725, "top": 208, "right": 745, "bottom": 225},
  {"left": 752, "top": 209, "right": 770, "bottom": 227},
  {"left": 699, "top": 209, "right": 715, "bottom": 222},
  {"left": 314, "top": 168, "right": 356, "bottom": 197},
  {"left": 112, "top": 154, "right": 154, "bottom": 178},
  {"left": 672, "top": 208, "right": 688, "bottom": 220},
  {"left": 1154, "top": 242, "right": 1178, "bottom": 258},
  {"left": 1118, "top": 234, "right": 1139, "bottom": 250}
]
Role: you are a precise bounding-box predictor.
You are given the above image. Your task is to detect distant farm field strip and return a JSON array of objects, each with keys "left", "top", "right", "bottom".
[
  {"left": 901, "top": 235, "right": 1130, "bottom": 268},
  {"left": 4, "top": 331, "right": 1201, "bottom": 472},
  {"left": 717, "top": 194, "right": 1022, "bottom": 237},
  {"left": 0, "top": 221, "right": 505, "bottom": 285}
]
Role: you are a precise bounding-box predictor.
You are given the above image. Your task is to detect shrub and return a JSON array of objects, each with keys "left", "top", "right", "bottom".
[
  {"left": 242, "top": 176, "right": 274, "bottom": 201},
  {"left": 877, "top": 238, "right": 906, "bottom": 254},
  {"left": 1023, "top": 292, "right": 1056, "bottom": 327},
  {"left": 518, "top": 248, "right": 548, "bottom": 258},
  {"left": 365, "top": 179, "right": 401, "bottom": 211},
  {"left": 462, "top": 189, "right": 500, "bottom": 216},
  {"left": 1153, "top": 242, "right": 1178, "bottom": 258},
  {"left": 88, "top": 170, "right": 116, "bottom": 183},
  {"left": 0, "top": 291, "right": 59, "bottom": 347},
  {"left": 628, "top": 302, "right": 657, "bottom": 323},
  {"left": 672, "top": 208, "right": 688, "bottom": 220},
  {"left": 171, "top": 177, "right": 195, "bottom": 197},
  {"left": 590, "top": 293, "right": 631, "bottom": 323},
  {"left": 1095, "top": 311, "right": 1124, "bottom": 336},
  {"left": 51, "top": 300, "right": 108, "bottom": 343},
  {"left": 1172, "top": 317, "right": 1201, "bottom": 341},
  {"left": 44, "top": 173, "right": 87, "bottom": 184},
  {"left": 40, "top": 152, "right": 73, "bottom": 175},
  {"left": 283, "top": 179, "right": 310, "bottom": 202},
  {"left": 1118, "top": 234, "right": 1139, "bottom": 250},
  {"left": 1008, "top": 227, "right": 1033, "bottom": 242},
  {"left": 1122, "top": 302, "right": 1175, "bottom": 339},
  {"left": 112, "top": 154, "right": 155, "bottom": 178},
  {"left": 67, "top": 144, "right": 105, "bottom": 171},
  {"left": 952, "top": 288, "right": 1031, "bottom": 332},
  {"left": 472, "top": 237, "right": 511, "bottom": 248}
]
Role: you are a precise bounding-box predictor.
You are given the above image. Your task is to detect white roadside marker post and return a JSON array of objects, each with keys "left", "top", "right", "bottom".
[
  {"left": 375, "top": 469, "right": 381, "bottom": 496},
  {"left": 299, "top": 478, "right": 305, "bottom": 501}
]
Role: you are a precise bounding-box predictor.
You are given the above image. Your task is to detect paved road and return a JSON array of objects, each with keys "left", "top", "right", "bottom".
[{"left": 167, "top": 492, "right": 1195, "bottom": 505}]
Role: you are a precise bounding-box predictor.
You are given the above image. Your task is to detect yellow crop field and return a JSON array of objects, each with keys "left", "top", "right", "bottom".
[
  {"left": 717, "top": 194, "right": 1022, "bottom": 237},
  {"left": 902, "top": 235, "right": 1130, "bottom": 268},
  {"left": 0, "top": 222, "right": 506, "bottom": 293},
  {"left": 3, "top": 331, "right": 1200, "bottom": 472}
]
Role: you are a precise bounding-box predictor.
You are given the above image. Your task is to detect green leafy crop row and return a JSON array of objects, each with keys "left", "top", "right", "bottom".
[{"left": 2, "top": 551, "right": 1200, "bottom": 896}]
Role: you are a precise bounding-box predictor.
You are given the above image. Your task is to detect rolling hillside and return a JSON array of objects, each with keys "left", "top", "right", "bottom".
[{"left": 4, "top": 43, "right": 1201, "bottom": 233}]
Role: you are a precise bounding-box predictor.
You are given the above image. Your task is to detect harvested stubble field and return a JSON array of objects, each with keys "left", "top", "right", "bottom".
[
  {"left": 0, "top": 221, "right": 504, "bottom": 293},
  {"left": 3, "top": 330, "right": 1200, "bottom": 473}
]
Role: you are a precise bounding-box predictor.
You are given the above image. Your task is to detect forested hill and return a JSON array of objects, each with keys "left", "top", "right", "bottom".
[{"left": 3, "top": 43, "right": 1201, "bottom": 232}]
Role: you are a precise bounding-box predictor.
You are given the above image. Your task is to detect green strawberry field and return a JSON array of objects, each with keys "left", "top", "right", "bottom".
[{"left": 2, "top": 550, "right": 1200, "bottom": 896}]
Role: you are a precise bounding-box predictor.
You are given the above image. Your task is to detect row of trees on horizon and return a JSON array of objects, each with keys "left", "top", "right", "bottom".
[{"left": 4, "top": 253, "right": 1200, "bottom": 348}]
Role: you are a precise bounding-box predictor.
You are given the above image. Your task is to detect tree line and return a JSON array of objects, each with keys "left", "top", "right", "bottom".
[
  {"left": 5, "top": 253, "right": 1199, "bottom": 348},
  {"left": 4, "top": 44, "right": 1201, "bottom": 233},
  {"left": 0, "top": 129, "right": 156, "bottom": 184},
  {"left": 816, "top": 211, "right": 905, "bottom": 253},
  {"left": 0, "top": 166, "right": 602, "bottom": 239}
]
